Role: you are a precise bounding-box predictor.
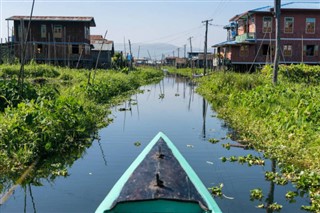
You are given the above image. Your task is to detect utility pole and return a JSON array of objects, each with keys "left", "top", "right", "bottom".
[
  {"left": 273, "top": 0, "right": 281, "bottom": 84},
  {"left": 202, "top": 19, "right": 212, "bottom": 76},
  {"left": 188, "top": 36, "right": 193, "bottom": 72},
  {"left": 188, "top": 36, "right": 193, "bottom": 57},
  {"left": 184, "top": 44, "right": 186, "bottom": 58}
]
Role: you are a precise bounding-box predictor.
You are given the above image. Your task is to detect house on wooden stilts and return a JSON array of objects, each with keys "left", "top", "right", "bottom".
[
  {"left": 213, "top": 2, "right": 320, "bottom": 72},
  {"left": 5, "top": 16, "right": 96, "bottom": 68}
]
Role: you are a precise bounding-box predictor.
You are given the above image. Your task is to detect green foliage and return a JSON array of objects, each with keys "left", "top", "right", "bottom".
[
  {"left": 0, "top": 79, "right": 38, "bottom": 111},
  {"left": 261, "top": 64, "right": 320, "bottom": 84},
  {"left": 111, "top": 52, "right": 127, "bottom": 69},
  {"left": 0, "top": 64, "right": 163, "bottom": 181},
  {"left": 250, "top": 188, "right": 263, "bottom": 201},
  {"left": 208, "top": 183, "right": 224, "bottom": 198},
  {"left": 0, "top": 63, "right": 60, "bottom": 78},
  {"left": 268, "top": 203, "right": 283, "bottom": 211},
  {"left": 197, "top": 67, "right": 320, "bottom": 211},
  {"left": 221, "top": 154, "right": 265, "bottom": 166},
  {"left": 164, "top": 66, "right": 203, "bottom": 78},
  {"left": 208, "top": 138, "right": 220, "bottom": 144}
]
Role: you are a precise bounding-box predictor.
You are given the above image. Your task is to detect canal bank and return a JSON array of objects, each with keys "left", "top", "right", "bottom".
[{"left": 1, "top": 74, "right": 308, "bottom": 212}]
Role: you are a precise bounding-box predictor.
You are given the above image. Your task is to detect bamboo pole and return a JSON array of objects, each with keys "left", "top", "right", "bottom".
[{"left": 273, "top": 0, "right": 281, "bottom": 84}]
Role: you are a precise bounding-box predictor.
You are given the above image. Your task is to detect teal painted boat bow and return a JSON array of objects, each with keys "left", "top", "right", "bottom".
[{"left": 96, "top": 132, "right": 222, "bottom": 213}]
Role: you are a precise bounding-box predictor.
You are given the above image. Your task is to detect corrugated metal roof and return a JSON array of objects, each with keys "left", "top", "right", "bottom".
[
  {"left": 90, "top": 34, "right": 114, "bottom": 50},
  {"left": 5, "top": 16, "right": 96, "bottom": 27},
  {"left": 231, "top": 2, "right": 320, "bottom": 21},
  {"left": 250, "top": 1, "right": 320, "bottom": 12},
  {"left": 281, "top": 2, "right": 320, "bottom": 9},
  {"left": 92, "top": 43, "right": 113, "bottom": 51},
  {"left": 212, "top": 40, "right": 238, "bottom": 47}
]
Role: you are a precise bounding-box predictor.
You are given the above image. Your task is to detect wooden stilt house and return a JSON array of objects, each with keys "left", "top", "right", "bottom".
[
  {"left": 213, "top": 2, "right": 320, "bottom": 71},
  {"left": 5, "top": 16, "right": 96, "bottom": 68}
]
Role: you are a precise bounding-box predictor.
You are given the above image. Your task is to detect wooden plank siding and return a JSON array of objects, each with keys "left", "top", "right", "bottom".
[
  {"left": 214, "top": 6, "right": 320, "bottom": 70},
  {"left": 6, "top": 16, "right": 95, "bottom": 67}
]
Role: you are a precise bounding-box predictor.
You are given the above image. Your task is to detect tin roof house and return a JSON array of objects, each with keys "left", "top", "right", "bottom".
[
  {"left": 6, "top": 16, "right": 96, "bottom": 68},
  {"left": 213, "top": 2, "right": 320, "bottom": 71}
]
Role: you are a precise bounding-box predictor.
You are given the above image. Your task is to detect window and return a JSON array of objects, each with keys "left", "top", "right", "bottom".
[
  {"left": 304, "top": 45, "right": 318, "bottom": 56},
  {"left": 284, "top": 17, "right": 294, "bottom": 33},
  {"left": 249, "top": 17, "right": 256, "bottom": 33},
  {"left": 53, "top": 25, "right": 62, "bottom": 38},
  {"left": 41, "top": 25, "right": 46, "bottom": 38},
  {"left": 263, "top": 17, "right": 272, "bottom": 33},
  {"left": 283, "top": 45, "right": 292, "bottom": 56},
  {"left": 72, "top": 44, "right": 79, "bottom": 54},
  {"left": 306, "top": 18, "right": 315, "bottom": 34},
  {"left": 240, "top": 45, "right": 249, "bottom": 57},
  {"left": 262, "top": 44, "right": 274, "bottom": 56}
]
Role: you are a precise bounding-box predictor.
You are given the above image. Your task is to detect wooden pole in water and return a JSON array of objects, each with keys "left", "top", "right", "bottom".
[{"left": 273, "top": 0, "right": 281, "bottom": 84}]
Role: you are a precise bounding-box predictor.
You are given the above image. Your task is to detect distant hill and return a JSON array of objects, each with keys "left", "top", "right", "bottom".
[{"left": 114, "top": 43, "right": 200, "bottom": 60}]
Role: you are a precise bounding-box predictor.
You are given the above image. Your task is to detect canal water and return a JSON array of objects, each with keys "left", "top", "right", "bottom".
[{"left": 1, "top": 75, "right": 308, "bottom": 212}]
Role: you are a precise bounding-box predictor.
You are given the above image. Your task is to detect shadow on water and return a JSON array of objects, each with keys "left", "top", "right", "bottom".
[{"left": 0, "top": 74, "right": 310, "bottom": 213}]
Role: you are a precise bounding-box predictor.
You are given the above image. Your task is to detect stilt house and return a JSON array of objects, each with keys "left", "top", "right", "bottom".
[
  {"left": 213, "top": 2, "right": 320, "bottom": 71},
  {"left": 5, "top": 16, "right": 96, "bottom": 68}
]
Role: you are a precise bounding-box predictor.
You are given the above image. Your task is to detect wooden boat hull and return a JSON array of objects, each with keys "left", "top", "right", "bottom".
[{"left": 95, "top": 132, "right": 222, "bottom": 213}]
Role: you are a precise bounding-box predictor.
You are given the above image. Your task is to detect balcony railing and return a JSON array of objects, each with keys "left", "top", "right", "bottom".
[{"left": 235, "top": 33, "right": 256, "bottom": 43}]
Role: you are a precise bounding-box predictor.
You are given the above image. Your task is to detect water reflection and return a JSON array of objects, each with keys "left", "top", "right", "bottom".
[
  {"left": 266, "top": 160, "right": 276, "bottom": 213},
  {"left": 202, "top": 98, "right": 208, "bottom": 139},
  {"left": 0, "top": 133, "right": 96, "bottom": 211}
]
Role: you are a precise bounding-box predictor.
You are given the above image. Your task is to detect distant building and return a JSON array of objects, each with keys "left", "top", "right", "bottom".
[
  {"left": 5, "top": 15, "right": 96, "bottom": 68},
  {"left": 187, "top": 52, "right": 214, "bottom": 69},
  {"left": 134, "top": 58, "right": 149, "bottom": 66},
  {"left": 165, "top": 56, "right": 177, "bottom": 66},
  {"left": 176, "top": 58, "right": 188, "bottom": 68},
  {"left": 90, "top": 35, "right": 114, "bottom": 69},
  {"left": 213, "top": 2, "right": 320, "bottom": 71}
]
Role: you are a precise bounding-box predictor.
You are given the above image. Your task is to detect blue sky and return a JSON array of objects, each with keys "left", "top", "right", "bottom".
[{"left": 0, "top": 0, "right": 316, "bottom": 54}]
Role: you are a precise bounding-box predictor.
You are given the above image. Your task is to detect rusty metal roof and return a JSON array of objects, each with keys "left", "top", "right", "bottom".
[{"left": 6, "top": 16, "right": 96, "bottom": 27}]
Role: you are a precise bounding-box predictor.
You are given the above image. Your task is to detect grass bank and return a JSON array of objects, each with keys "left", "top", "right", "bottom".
[
  {"left": 195, "top": 64, "right": 320, "bottom": 211},
  {"left": 0, "top": 64, "right": 163, "bottom": 178}
]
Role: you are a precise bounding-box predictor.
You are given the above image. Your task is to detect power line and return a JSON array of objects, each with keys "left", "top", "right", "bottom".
[{"left": 132, "top": 25, "right": 202, "bottom": 45}]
